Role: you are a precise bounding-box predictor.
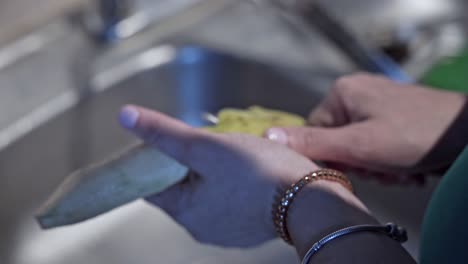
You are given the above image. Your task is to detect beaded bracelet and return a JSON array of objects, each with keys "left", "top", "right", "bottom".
[{"left": 272, "top": 169, "right": 353, "bottom": 244}]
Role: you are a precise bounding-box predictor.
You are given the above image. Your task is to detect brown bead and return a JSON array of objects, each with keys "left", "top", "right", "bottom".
[{"left": 273, "top": 169, "right": 353, "bottom": 245}]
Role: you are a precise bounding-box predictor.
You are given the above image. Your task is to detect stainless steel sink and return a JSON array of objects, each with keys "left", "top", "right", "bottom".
[
  {"left": 0, "top": 44, "right": 333, "bottom": 264},
  {"left": 2, "top": 0, "right": 460, "bottom": 262},
  {"left": 0, "top": 42, "right": 438, "bottom": 264}
]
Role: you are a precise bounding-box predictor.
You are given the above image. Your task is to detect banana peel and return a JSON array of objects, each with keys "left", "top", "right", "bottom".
[{"left": 36, "top": 106, "right": 304, "bottom": 229}]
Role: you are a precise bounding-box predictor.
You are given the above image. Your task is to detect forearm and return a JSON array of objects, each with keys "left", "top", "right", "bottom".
[
  {"left": 417, "top": 95, "right": 468, "bottom": 172},
  {"left": 288, "top": 182, "right": 415, "bottom": 263}
]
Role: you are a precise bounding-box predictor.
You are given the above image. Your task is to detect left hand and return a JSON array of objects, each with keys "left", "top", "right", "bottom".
[
  {"left": 118, "top": 105, "right": 326, "bottom": 247},
  {"left": 119, "top": 105, "right": 369, "bottom": 248}
]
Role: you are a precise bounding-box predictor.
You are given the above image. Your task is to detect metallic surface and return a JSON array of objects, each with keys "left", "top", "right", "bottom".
[
  {"left": 265, "top": 0, "right": 412, "bottom": 82},
  {"left": 81, "top": 0, "right": 203, "bottom": 43},
  {"left": 0, "top": 46, "right": 329, "bottom": 264}
]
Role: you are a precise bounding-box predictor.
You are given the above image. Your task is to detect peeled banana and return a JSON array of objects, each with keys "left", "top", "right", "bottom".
[{"left": 205, "top": 106, "right": 305, "bottom": 136}]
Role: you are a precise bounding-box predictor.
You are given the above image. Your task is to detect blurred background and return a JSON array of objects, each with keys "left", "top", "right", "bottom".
[{"left": 0, "top": 0, "right": 467, "bottom": 263}]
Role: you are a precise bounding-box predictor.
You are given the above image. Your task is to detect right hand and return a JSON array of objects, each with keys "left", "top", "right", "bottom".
[{"left": 266, "top": 73, "right": 467, "bottom": 183}]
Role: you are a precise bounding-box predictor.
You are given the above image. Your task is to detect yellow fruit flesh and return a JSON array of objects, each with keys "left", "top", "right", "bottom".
[{"left": 204, "top": 106, "right": 305, "bottom": 136}]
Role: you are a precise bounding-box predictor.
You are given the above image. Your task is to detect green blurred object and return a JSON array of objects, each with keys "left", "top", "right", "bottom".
[
  {"left": 420, "top": 147, "right": 468, "bottom": 263},
  {"left": 421, "top": 48, "right": 468, "bottom": 93}
]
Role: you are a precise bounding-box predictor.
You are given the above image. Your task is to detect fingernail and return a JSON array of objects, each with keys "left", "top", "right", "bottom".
[
  {"left": 265, "top": 128, "right": 288, "bottom": 145},
  {"left": 119, "top": 106, "right": 140, "bottom": 129}
]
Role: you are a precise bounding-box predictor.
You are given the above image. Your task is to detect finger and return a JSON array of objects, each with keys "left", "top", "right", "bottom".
[
  {"left": 119, "top": 105, "right": 205, "bottom": 167},
  {"left": 265, "top": 123, "right": 376, "bottom": 169},
  {"left": 308, "top": 88, "right": 348, "bottom": 127},
  {"left": 312, "top": 73, "right": 389, "bottom": 125},
  {"left": 308, "top": 101, "right": 336, "bottom": 127}
]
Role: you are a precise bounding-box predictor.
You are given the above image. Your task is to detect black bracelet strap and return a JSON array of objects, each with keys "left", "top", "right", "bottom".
[
  {"left": 416, "top": 96, "right": 468, "bottom": 173},
  {"left": 301, "top": 223, "right": 407, "bottom": 264}
]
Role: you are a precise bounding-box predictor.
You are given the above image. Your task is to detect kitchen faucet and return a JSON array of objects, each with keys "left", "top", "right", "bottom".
[
  {"left": 258, "top": 0, "right": 413, "bottom": 82},
  {"left": 80, "top": 0, "right": 156, "bottom": 43},
  {"left": 97, "top": 0, "right": 134, "bottom": 42}
]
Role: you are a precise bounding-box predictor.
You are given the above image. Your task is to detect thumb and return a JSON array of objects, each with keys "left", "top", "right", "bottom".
[
  {"left": 265, "top": 125, "right": 368, "bottom": 167},
  {"left": 118, "top": 104, "right": 204, "bottom": 168}
]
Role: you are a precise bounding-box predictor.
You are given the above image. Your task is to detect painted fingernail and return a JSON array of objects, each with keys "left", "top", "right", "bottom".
[
  {"left": 119, "top": 106, "right": 140, "bottom": 129},
  {"left": 265, "top": 128, "right": 288, "bottom": 145}
]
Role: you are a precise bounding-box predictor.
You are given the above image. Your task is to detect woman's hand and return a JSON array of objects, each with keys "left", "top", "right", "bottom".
[
  {"left": 266, "top": 73, "right": 467, "bottom": 183},
  {"left": 119, "top": 105, "right": 368, "bottom": 248},
  {"left": 117, "top": 105, "right": 416, "bottom": 263}
]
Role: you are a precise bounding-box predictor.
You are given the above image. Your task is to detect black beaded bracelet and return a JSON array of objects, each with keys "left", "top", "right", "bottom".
[{"left": 301, "top": 223, "right": 408, "bottom": 264}]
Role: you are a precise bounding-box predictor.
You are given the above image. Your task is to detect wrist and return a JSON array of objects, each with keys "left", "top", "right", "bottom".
[
  {"left": 416, "top": 95, "right": 468, "bottom": 172},
  {"left": 287, "top": 181, "right": 376, "bottom": 257}
]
